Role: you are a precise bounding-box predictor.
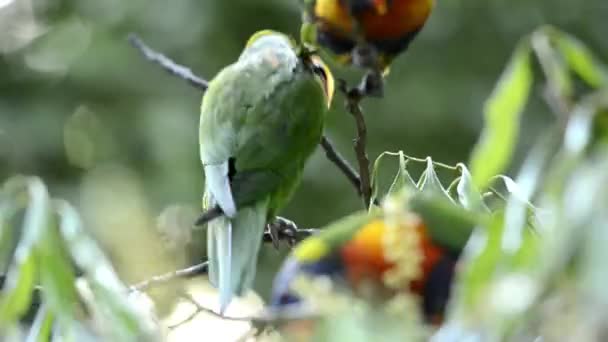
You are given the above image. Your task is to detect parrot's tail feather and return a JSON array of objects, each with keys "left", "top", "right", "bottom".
[
  {"left": 218, "top": 220, "right": 232, "bottom": 313},
  {"left": 204, "top": 162, "right": 237, "bottom": 218},
  {"left": 207, "top": 198, "right": 269, "bottom": 314}
]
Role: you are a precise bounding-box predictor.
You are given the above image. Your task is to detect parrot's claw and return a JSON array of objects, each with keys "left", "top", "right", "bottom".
[
  {"left": 265, "top": 217, "right": 320, "bottom": 248},
  {"left": 360, "top": 70, "right": 384, "bottom": 98},
  {"left": 337, "top": 71, "right": 384, "bottom": 101},
  {"left": 266, "top": 217, "right": 299, "bottom": 248}
]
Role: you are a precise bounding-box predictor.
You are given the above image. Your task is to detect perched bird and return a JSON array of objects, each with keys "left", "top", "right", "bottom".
[
  {"left": 301, "top": 0, "right": 434, "bottom": 73},
  {"left": 271, "top": 195, "right": 471, "bottom": 323},
  {"left": 199, "top": 30, "right": 334, "bottom": 312}
]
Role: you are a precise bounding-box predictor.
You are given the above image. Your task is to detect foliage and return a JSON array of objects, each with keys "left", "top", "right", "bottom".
[{"left": 1, "top": 0, "right": 608, "bottom": 340}]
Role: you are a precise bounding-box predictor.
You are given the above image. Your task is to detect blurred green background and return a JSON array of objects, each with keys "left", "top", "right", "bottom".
[{"left": 0, "top": 0, "right": 606, "bottom": 285}]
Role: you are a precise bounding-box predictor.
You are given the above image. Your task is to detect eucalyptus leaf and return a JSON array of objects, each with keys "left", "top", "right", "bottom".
[
  {"left": 553, "top": 29, "right": 608, "bottom": 88},
  {"left": 55, "top": 201, "right": 157, "bottom": 340},
  {"left": 456, "top": 164, "right": 489, "bottom": 213},
  {"left": 470, "top": 41, "right": 533, "bottom": 190},
  {"left": 37, "top": 218, "right": 78, "bottom": 328},
  {"left": 25, "top": 305, "right": 54, "bottom": 342}
]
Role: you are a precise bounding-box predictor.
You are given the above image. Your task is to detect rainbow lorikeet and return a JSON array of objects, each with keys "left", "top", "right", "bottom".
[
  {"left": 271, "top": 205, "right": 466, "bottom": 323},
  {"left": 301, "top": 0, "right": 434, "bottom": 73},
  {"left": 199, "top": 30, "right": 334, "bottom": 313}
]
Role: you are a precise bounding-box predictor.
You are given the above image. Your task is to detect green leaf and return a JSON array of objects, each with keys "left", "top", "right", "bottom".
[
  {"left": 553, "top": 30, "right": 608, "bottom": 88},
  {"left": 457, "top": 213, "right": 505, "bottom": 309},
  {"left": 25, "top": 305, "right": 54, "bottom": 342},
  {"left": 55, "top": 201, "right": 155, "bottom": 340},
  {"left": 470, "top": 41, "right": 533, "bottom": 190},
  {"left": 0, "top": 254, "right": 36, "bottom": 324},
  {"left": 456, "top": 164, "right": 489, "bottom": 213},
  {"left": 37, "top": 216, "right": 78, "bottom": 327},
  {"left": 0, "top": 177, "right": 50, "bottom": 324}
]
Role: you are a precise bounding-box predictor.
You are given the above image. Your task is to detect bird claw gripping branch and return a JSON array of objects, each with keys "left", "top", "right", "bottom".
[{"left": 265, "top": 217, "right": 319, "bottom": 249}]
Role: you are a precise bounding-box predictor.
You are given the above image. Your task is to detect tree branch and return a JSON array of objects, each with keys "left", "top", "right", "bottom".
[
  {"left": 127, "top": 33, "right": 365, "bottom": 202},
  {"left": 170, "top": 292, "right": 317, "bottom": 331},
  {"left": 338, "top": 77, "right": 374, "bottom": 208},
  {"left": 320, "top": 136, "right": 362, "bottom": 196},
  {"left": 127, "top": 34, "right": 209, "bottom": 92},
  {"left": 130, "top": 262, "right": 209, "bottom": 292},
  {"left": 130, "top": 223, "right": 318, "bottom": 292}
]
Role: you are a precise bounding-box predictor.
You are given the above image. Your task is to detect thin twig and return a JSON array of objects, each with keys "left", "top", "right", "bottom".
[
  {"left": 170, "top": 292, "right": 317, "bottom": 329},
  {"left": 130, "top": 262, "right": 209, "bottom": 292},
  {"left": 127, "top": 34, "right": 209, "bottom": 91},
  {"left": 130, "top": 224, "right": 317, "bottom": 292},
  {"left": 127, "top": 33, "right": 365, "bottom": 202},
  {"left": 338, "top": 78, "right": 373, "bottom": 208},
  {"left": 320, "top": 136, "right": 362, "bottom": 195},
  {"left": 349, "top": 99, "right": 372, "bottom": 207}
]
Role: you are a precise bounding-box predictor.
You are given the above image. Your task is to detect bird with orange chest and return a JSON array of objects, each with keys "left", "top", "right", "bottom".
[
  {"left": 270, "top": 206, "right": 462, "bottom": 324},
  {"left": 300, "top": 0, "right": 434, "bottom": 75}
]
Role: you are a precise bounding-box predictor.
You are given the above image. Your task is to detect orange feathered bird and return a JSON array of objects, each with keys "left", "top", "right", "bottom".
[
  {"left": 301, "top": 0, "right": 435, "bottom": 72},
  {"left": 271, "top": 206, "right": 466, "bottom": 324}
]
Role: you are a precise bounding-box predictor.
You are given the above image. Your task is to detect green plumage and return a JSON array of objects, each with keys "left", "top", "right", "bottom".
[{"left": 200, "top": 31, "right": 330, "bottom": 312}]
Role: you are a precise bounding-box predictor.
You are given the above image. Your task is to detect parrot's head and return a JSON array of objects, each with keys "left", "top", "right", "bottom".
[
  {"left": 244, "top": 30, "right": 334, "bottom": 108},
  {"left": 244, "top": 30, "right": 296, "bottom": 56},
  {"left": 304, "top": 54, "right": 335, "bottom": 108},
  {"left": 346, "top": 0, "right": 390, "bottom": 16}
]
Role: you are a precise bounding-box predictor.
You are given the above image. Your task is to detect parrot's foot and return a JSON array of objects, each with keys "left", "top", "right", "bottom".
[
  {"left": 337, "top": 71, "right": 384, "bottom": 101},
  {"left": 352, "top": 44, "right": 378, "bottom": 70},
  {"left": 265, "top": 217, "right": 318, "bottom": 249},
  {"left": 360, "top": 70, "right": 384, "bottom": 98}
]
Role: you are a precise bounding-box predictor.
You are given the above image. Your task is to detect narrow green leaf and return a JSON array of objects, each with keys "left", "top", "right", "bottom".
[
  {"left": 25, "top": 305, "right": 54, "bottom": 342},
  {"left": 554, "top": 30, "right": 608, "bottom": 88},
  {"left": 456, "top": 164, "right": 489, "bottom": 213},
  {"left": 457, "top": 213, "right": 505, "bottom": 309},
  {"left": 470, "top": 41, "right": 533, "bottom": 190},
  {"left": 0, "top": 177, "right": 50, "bottom": 324},
  {"left": 0, "top": 254, "right": 36, "bottom": 323},
  {"left": 37, "top": 216, "right": 78, "bottom": 325},
  {"left": 55, "top": 201, "right": 155, "bottom": 340}
]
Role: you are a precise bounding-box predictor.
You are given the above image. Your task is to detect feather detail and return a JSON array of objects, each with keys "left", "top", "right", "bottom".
[
  {"left": 206, "top": 197, "right": 269, "bottom": 313},
  {"left": 204, "top": 162, "right": 237, "bottom": 218}
]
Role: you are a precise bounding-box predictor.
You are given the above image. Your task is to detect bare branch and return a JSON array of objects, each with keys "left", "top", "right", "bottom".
[
  {"left": 130, "top": 262, "right": 208, "bottom": 292},
  {"left": 320, "top": 136, "right": 362, "bottom": 196},
  {"left": 130, "top": 222, "right": 317, "bottom": 293},
  {"left": 338, "top": 76, "right": 374, "bottom": 208},
  {"left": 127, "top": 34, "right": 209, "bottom": 91},
  {"left": 127, "top": 33, "right": 366, "bottom": 202},
  {"left": 169, "top": 292, "right": 317, "bottom": 330}
]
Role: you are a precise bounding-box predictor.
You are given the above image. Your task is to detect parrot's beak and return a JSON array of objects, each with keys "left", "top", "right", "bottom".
[{"left": 372, "top": 0, "right": 388, "bottom": 15}]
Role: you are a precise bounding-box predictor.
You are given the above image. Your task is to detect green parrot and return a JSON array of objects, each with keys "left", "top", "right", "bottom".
[{"left": 198, "top": 30, "right": 334, "bottom": 312}]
